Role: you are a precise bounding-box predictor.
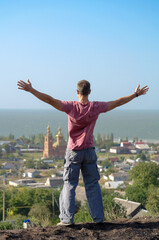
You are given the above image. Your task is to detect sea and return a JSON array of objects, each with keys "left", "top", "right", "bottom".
[{"left": 0, "top": 109, "right": 159, "bottom": 143}]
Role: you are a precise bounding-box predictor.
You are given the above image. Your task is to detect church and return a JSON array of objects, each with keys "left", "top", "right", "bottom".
[{"left": 43, "top": 125, "right": 67, "bottom": 159}]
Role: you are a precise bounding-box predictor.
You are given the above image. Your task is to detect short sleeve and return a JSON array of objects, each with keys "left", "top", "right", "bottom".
[
  {"left": 61, "top": 101, "right": 73, "bottom": 114},
  {"left": 95, "top": 101, "right": 109, "bottom": 113}
]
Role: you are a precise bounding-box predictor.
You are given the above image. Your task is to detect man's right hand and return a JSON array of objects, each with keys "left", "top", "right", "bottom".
[
  {"left": 17, "top": 78, "right": 62, "bottom": 111},
  {"left": 135, "top": 84, "right": 149, "bottom": 97},
  {"left": 17, "top": 79, "right": 33, "bottom": 92}
]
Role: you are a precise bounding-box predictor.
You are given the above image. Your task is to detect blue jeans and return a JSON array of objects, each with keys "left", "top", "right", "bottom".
[{"left": 59, "top": 147, "right": 104, "bottom": 223}]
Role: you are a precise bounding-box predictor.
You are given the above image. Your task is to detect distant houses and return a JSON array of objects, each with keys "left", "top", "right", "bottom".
[
  {"left": 109, "top": 141, "right": 150, "bottom": 154},
  {"left": 109, "top": 172, "right": 129, "bottom": 181},
  {"left": 23, "top": 169, "right": 40, "bottom": 178},
  {"left": 9, "top": 177, "right": 63, "bottom": 188},
  {"left": 134, "top": 142, "right": 150, "bottom": 151},
  {"left": 105, "top": 181, "right": 124, "bottom": 189}
]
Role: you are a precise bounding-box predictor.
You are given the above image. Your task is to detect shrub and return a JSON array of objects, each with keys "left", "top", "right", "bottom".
[{"left": 0, "top": 221, "right": 15, "bottom": 230}]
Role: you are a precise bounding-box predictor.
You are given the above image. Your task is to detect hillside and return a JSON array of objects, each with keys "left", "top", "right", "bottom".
[{"left": 0, "top": 218, "right": 159, "bottom": 240}]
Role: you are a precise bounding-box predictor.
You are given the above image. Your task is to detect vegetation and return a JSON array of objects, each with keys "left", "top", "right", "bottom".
[
  {"left": 25, "top": 159, "right": 49, "bottom": 169},
  {"left": 126, "top": 162, "right": 159, "bottom": 207},
  {"left": 95, "top": 132, "right": 115, "bottom": 150},
  {"left": 0, "top": 221, "right": 15, "bottom": 230},
  {"left": 75, "top": 189, "right": 126, "bottom": 223}
]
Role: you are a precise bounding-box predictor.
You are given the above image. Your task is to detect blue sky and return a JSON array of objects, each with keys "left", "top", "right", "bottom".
[{"left": 0, "top": 0, "right": 158, "bottom": 110}]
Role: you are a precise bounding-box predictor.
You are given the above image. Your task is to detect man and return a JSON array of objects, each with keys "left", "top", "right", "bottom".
[{"left": 17, "top": 79, "right": 149, "bottom": 225}]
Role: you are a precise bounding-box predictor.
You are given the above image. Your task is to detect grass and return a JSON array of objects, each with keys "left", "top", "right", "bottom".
[{"left": 22, "top": 152, "right": 43, "bottom": 160}]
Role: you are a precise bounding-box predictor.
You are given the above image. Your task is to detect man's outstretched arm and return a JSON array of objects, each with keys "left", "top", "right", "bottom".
[
  {"left": 107, "top": 84, "right": 149, "bottom": 111},
  {"left": 17, "top": 79, "right": 62, "bottom": 111}
]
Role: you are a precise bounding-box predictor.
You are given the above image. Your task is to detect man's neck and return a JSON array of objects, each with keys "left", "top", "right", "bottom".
[{"left": 78, "top": 95, "right": 89, "bottom": 104}]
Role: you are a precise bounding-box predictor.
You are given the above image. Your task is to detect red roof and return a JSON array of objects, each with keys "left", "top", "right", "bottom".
[{"left": 109, "top": 158, "right": 120, "bottom": 162}]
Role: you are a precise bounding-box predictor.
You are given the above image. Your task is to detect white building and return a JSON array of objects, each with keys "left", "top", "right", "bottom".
[
  {"left": 23, "top": 169, "right": 40, "bottom": 178},
  {"left": 109, "top": 172, "right": 129, "bottom": 181},
  {"left": 134, "top": 142, "right": 149, "bottom": 150},
  {"left": 105, "top": 181, "right": 124, "bottom": 189}
]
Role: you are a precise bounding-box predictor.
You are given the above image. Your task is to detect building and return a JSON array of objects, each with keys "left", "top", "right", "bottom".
[
  {"left": 114, "top": 198, "right": 144, "bottom": 218},
  {"left": 134, "top": 142, "right": 150, "bottom": 151},
  {"left": 109, "top": 157, "right": 120, "bottom": 163},
  {"left": 105, "top": 181, "right": 124, "bottom": 189},
  {"left": 43, "top": 126, "right": 67, "bottom": 159},
  {"left": 9, "top": 177, "right": 63, "bottom": 188},
  {"left": 23, "top": 169, "right": 40, "bottom": 178},
  {"left": 110, "top": 146, "right": 139, "bottom": 154},
  {"left": 120, "top": 142, "right": 131, "bottom": 147},
  {"left": 109, "top": 172, "right": 129, "bottom": 181},
  {"left": 45, "top": 177, "right": 63, "bottom": 188}
]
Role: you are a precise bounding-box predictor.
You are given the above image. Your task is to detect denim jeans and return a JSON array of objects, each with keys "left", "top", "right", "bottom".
[{"left": 59, "top": 147, "right": 104, "bottom": 223}]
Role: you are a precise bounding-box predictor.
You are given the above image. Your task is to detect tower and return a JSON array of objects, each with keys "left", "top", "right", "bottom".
[
  {"left": 53, "top": 127, "right": 67, "bottom": 158},
  {"left": 43, "top": 125, "right": 53, "bottom": 158}
]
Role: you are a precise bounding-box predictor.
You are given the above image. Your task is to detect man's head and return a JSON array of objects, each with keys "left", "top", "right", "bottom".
[{"left": 77, "top": 80, "right": 91, "bottom": 96}]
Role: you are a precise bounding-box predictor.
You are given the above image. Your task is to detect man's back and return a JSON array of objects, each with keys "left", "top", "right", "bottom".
[{"left": 61, "top": 101, "right": 108, "bottom": 150}]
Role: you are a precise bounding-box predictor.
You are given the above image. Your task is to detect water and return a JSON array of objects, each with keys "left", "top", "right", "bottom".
[{"left": 0, "top": 109, "right": 159, "bottom": 142}]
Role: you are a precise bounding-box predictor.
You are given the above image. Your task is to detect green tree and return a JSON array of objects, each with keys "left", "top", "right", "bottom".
[
  {"left": 35, "top": 133, "right": 44, "bottom": 146},
  {"left": 125, "top": 162, "right": 159, "bottom": 206},
  {"left": 96, "top": 133, "right": 102, "bottom": 148},
  {"left": 36, "top": 160, "right": 49, "bottom": 169},
  {"left": 136, "top": 152, "right": 147, "bottom": 161},
  {"left": 28, "top": 203, "right": 51, "bottom": 226},
  {"left": 110, "top": 133, "right": 114, "bottom": 143},
  {"left": 0, "top": 147, "right": 3, "bottom": 158},
  {"left": 25, "top": 159, "right": 35, "bottom": 169},
  {"left": 29, "top": 135, "right": 36, "bottom": 145},
  {"left": 125, "top": 185, "right": 148, "bottom": 206},
  {"left": 146, "top": 185, "right": 159, "bottom": 215},
  {"left": 3, "top": 144, "right": 10, "bottom": 156},
  {"left": 9, "top": 188, "right": 35, "bottom": 215},
  {"left": 129, "top": 162, "right": 159, "bottom": 188},
  {"left": 101, "top": 134, "right": 106, "bottom": 148},
  {"left": 8, "top": 134, "right": 15, "bottom": 140}
]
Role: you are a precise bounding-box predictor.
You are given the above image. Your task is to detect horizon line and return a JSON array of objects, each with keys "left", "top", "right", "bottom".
[{"left": 0, "top": 108, "right": 158, "bottom": 111}]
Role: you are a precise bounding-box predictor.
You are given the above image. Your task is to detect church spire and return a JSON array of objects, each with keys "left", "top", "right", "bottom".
[{"left": 47, "top": 125, "right": 50, "bottom": 136}]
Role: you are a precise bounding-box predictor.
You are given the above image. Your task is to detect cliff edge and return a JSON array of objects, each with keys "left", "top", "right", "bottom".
[{"left": 0, "top": 218, "right": 159, "bottom": 240}]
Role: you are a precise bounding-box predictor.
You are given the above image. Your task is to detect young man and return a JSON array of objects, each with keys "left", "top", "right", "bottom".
[{"left": 17, "top": 79, "right": 149, "bottom": 225}]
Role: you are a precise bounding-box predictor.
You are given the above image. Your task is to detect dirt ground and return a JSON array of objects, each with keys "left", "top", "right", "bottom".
[{"left": 1, "top": 218, "right": 159, "bottom": 240}]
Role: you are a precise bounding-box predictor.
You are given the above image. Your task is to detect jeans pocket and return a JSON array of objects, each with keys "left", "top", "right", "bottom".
[
  {"left": 65, "top": 149, "right": 81, "bottom": 165},
  {"left": 85, "top": 149, "right": 97, "bottom": 164},
  {"left": 63, "top": 164, "right": 79, "bottom": 182}
]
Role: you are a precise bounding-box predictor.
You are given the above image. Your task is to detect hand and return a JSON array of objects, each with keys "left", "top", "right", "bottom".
[
  {"left": 17, "top": 79, "right": 33, "bottom": 92},
  {"left": 135, "top": 84, "right": 149, "bottom": 96}
]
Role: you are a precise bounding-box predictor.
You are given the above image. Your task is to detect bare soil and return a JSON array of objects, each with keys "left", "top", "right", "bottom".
[{"left": 1, "top": 218, "right": 159, "bottom": 240}]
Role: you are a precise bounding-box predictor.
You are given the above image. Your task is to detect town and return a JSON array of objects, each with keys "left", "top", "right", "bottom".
[{"left": 0, "top": 125, "right": 159, "bottom": 228}]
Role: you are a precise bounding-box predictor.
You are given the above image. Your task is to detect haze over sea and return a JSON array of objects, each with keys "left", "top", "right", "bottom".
[{"left": 0, "top": 109, "right": 159, "bottom": 143}]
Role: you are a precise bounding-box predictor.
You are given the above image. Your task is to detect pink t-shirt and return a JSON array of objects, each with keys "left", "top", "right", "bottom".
[{"left": 61, "top": 101, "right": 108, "bottom": 150}]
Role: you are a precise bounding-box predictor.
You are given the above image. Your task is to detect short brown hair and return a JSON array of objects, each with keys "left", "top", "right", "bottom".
[{"left": 77, "top": 80, "right": 91, "bottom": 96}]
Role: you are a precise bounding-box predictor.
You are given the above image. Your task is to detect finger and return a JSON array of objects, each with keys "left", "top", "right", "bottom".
[
  {"left": 135, "top": 84, "right": 140, "bottom": 92},
  {"left": 18, "top": 87, "right": 24, "bottom": 90},
  {"left": 137, "top": 84, "right": 140, "bottom": 89},
  {"left": 18, "top": 80, "right": 26, "bottom": 86},
  {"left": 142, "top": 85, "right": 148, "bottom": 90},
  {"left": 17, "top": 82, "right": 25, "bottom": 87}
]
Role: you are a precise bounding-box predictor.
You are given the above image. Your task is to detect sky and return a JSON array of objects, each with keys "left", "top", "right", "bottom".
[{"left": 0, "top": 0, "right": 158, "bottom": 110}]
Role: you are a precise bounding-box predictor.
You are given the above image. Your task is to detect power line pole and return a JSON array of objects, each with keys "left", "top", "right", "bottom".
[
  {"left": 3, "top": 189, "right": 5, "bottom": 221},
  {"left": 52, "top": 192, "right": 55, "bottom": 216}
]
